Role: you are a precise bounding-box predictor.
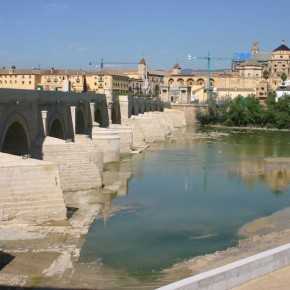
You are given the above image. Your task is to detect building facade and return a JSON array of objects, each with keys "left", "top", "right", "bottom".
[{"left": 1, "top": 41, "right": 290, "bottom": 105}]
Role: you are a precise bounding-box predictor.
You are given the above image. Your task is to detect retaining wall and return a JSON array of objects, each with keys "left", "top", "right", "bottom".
[{"left": 156, "top": 243, "right": 290, "bottom": 290}]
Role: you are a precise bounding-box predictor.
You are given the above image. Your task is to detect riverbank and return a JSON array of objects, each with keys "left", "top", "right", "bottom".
[
  {"left": 1, "top": 197, "right": 290, "bottom": 289},
  {"left": 161, "top": 207, "right": 290, "bottom": 282},
  {"left": 1, "top": 128, "right": 290, "bottom": 289}
]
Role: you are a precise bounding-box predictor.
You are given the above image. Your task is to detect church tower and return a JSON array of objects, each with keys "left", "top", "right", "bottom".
[
  {"left": 251, "top": 39, "right": 259, "bottom": 54},
  {"left": 172, "top": 63, "right": 181, "bottom": 75},
  {"left": 138, "top": 57, "right": 147, "bottom": 79}
]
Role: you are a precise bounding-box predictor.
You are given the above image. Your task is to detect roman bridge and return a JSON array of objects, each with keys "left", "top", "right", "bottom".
[
  {"left": 0, "top": 89, "right": 167, "bottom": 156},
  {"left": 0, "top": 88, "right": 187, "bottom": 223}
]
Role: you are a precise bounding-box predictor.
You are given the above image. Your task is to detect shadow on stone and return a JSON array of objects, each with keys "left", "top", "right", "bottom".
[
  {"left": 67, "top": 206, "right": 79, "bottom": 219},
  {"left": 0, "top": 251, "right": 15, "bottom": 270}
]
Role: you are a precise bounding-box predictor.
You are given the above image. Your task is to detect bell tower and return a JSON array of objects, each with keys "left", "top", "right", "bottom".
[
  {"left": 138, "top": 57, "right": 147, "bottom": 79},
  {"left": 251, "top": 39, "right": 259, "bottom": 54}
]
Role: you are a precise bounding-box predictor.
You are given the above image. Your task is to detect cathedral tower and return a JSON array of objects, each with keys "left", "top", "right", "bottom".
[{"left": 251, "top": 39, "right": 259, "bottom": 54}]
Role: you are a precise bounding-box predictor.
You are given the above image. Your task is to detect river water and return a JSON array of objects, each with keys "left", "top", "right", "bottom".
[{"left": 79, "top": 126, "right": 290, "bottom": 288}]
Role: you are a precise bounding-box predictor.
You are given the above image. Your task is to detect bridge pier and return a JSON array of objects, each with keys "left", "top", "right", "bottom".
[{"left": 0, "top": 89, "right": 187, "bottom": 224}]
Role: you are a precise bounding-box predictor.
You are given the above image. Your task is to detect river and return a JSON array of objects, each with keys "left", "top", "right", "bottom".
[{"left": 78, "top": 126, "right": 290, "bottom": 289}]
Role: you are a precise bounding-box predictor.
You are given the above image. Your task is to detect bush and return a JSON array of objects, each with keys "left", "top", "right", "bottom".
[{"left": 196, "top": 93, "right": 290, "bottom": 129}]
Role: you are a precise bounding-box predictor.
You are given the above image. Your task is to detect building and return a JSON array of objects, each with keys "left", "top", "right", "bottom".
[
  {"left": 86, "top": 68, "right": 129, "bottom": 96},
  {"left": 0, "top": 68, "right": 41, "bottom": 90},
  {"left": 39, "top": 68, "right": 86, "bottom": 92},
  {"left": 121, "top": 58, "right": 165, "bottom": 97},
  {"left": 1, "top": 40, "right": 290, "bottom": 105}
]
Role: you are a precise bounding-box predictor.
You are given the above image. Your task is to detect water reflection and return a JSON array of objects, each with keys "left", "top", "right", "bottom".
[
  {"left": 79, "top": 127, "right": 290, "bottom": 287},
  {"left": 229, "top": 158, "right": 290, "bottom": 195}
]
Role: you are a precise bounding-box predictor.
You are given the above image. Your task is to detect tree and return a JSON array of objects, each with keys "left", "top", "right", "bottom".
[
  {"left": 281, "top": 72, "right": 287, "bottom": 85},
  {"left": 262, "top": 70, "right": 270, "bottom": 81}
]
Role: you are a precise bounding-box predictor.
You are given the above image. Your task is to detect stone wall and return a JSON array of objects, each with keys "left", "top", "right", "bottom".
[
  {"left": 0, "top": 153, "right": 67, "bottom": 223},
  {"left": 170, "top": 104, "right": 197, "bottom": 126}
]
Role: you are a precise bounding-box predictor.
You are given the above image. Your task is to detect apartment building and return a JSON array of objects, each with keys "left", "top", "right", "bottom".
[
  {"left": 86, "top": 68, "right": 129, "bottom": 96},
  {"left": 0, "top": 68, "right": 41, "bottom": 90}
]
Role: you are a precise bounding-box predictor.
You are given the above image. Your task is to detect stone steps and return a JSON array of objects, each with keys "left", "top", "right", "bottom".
[
  {"left": 13, "top": 205, "right": 67, "bottom": 221},
  {"left": 0, "top": 196, "right": 65, "bottom": 208},
  {"left": 0, "top": 153, "right": 67, "bottom": 223},
  {"left": 40, "top": 137, "right": 102, "bottom": 191},
  {"left": 74, "top": 134, "right": 104, "bottom": 172}
]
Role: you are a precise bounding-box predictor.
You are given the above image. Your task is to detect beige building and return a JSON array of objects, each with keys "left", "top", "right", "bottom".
[
  {"left": 39, "top": 68, "right": 86, "bottom": 92},
  {"left": 0, "top": 68, "right": 41, "bottom": 90},
  {"left": 161, "top": 64, "right": 259, "bottom": 103},
  {"left": 0, "top": 67, "right": 87, "bottom": 92},
  {"left": 121, "top": 58, "right": 164, "bottom": 97},
  {"left": 86, "top": 68, "right": 129, "bottom": 96}
]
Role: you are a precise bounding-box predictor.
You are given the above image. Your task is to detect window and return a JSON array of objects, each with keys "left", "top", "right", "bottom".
[{"left": 22, "top": 81, "right": 24, "bottom": 84}]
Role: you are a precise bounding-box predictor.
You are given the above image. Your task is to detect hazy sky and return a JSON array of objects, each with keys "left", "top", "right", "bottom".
[{"left": 1, "top": 0, "right": 289, "bottom": 71}]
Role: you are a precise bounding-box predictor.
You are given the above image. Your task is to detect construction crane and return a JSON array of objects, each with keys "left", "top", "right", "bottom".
[
  {"left": 187, "top": 52, "right": 233, "bottom": 101},
  {"left": 89, "top": 58, "right": 138, "bottom": 69}
]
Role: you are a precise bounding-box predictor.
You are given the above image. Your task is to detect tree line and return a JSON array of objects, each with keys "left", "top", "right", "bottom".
[{"left": 196, "top": 93, "right": 290, "bottom": 129}]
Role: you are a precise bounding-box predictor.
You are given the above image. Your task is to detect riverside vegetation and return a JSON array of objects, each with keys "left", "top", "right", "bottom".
[{"left": 197, "top": 93, "right": 290, "bottom": 129}]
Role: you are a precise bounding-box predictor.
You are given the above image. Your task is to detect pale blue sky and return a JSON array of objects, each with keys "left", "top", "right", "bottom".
[{"left": 1, "top": 0, "right": 289, "bottom": 71}]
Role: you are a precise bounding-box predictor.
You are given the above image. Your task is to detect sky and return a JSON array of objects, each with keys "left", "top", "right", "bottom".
[{"left": 1, "top": 0, "right": 290, "bottom": 71}]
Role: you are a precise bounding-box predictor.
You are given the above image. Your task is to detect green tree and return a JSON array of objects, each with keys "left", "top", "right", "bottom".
[
  {"left": 262, "top": 70, "right": 270, "bottom": 81},
  {"left": 281, "top": 72, "right": 287, "bottom": 85}
]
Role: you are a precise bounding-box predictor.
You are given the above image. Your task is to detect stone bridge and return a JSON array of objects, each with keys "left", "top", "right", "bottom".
[
  {"left": 0, "top": 89, "right": 167, "bottom": 156},
  {"left": 0, "top": 89, "right": 187, "bottom": 223}
]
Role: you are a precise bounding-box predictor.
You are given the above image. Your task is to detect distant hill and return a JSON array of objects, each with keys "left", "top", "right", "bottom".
[{"left": 181, "top": 68, "right": 229, "bottom": 74}]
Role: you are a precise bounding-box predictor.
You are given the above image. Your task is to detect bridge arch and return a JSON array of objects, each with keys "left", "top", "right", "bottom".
[
  {"left": 48, "top": 115, "right": 65, "bottom": 139},
  {"left": 131, "top": 106, "right": 136, "bottom": 116},
  {"left": 2, "top": 122, "right": 29, "bottom": 156},
  {"left": 111, "top": 107, "right": 118, "bottom": 124},
  {"left": 95, "top": 108, "right": 104, "bottom": 127},
  {"left": 76, "top": 108, "right": 86, "bottom": 134},
  {"left": 1, "top": 112, "right": 30, "bottom": 156}
]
